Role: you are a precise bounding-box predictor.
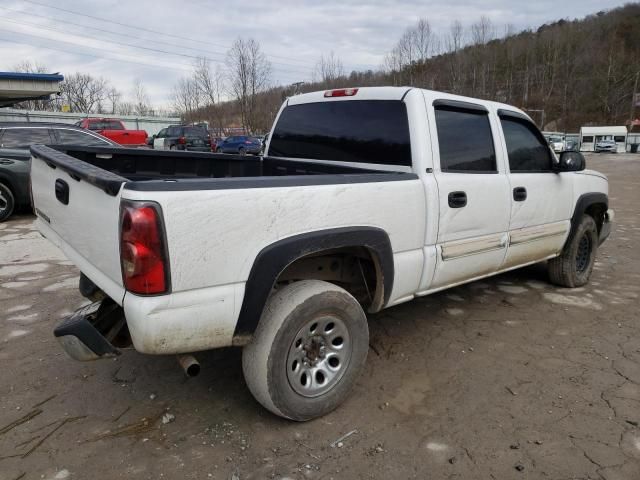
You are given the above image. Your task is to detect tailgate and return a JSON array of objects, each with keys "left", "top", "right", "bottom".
[{"left": 30, "top": 145, "right": 127, "bottom": 303}]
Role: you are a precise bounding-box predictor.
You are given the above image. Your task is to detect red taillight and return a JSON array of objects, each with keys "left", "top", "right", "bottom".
[
  {"left": 324, "top": 88, "right": 359, "bottom": 98},
  {"left": 120, "top": 202, "right": 169, "bottom": 295},
  {"left": 178, "top": 136, "right": 187, "bottom": 144}
]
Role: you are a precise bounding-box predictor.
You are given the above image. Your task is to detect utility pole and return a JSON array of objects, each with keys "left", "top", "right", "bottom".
[{"left": 630, "top": 71, "right": 639, "bottom": 125}]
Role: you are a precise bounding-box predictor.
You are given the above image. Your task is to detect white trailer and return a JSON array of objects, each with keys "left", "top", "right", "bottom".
[{"left": 580, "top": 126, "right": 627, "bottom": 153}]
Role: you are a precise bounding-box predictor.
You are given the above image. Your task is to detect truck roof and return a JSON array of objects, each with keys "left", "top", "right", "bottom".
[{"left": 287, "top": 86, "right": 531, "bottom": 121}]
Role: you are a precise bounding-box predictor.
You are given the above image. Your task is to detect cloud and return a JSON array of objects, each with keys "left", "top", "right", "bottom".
[{"left": 0, "top": 0, "right": 627, "bottom": 107}]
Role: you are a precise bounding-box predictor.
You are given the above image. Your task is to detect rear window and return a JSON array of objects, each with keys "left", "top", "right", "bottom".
[
  {"left": 268, "top": 100, "right": 411, "bottom": 166},
  {"left": 88, "top": 120, "right": 124, "bottom": 130},
  {"left": 183, "top": 127, "right": 207, "bottom": 137}
]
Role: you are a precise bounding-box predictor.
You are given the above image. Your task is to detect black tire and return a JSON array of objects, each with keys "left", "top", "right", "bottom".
[
  {"left": 548, "top": 215, "right": 598, "bottom": 287},
  {"left": 242, "top": 280, "right": 369, "bottom": 421},
  {"left": 169, "top": 144, "right": 177, "bottom": 151},
  {"left": 0, "top": 182, "right": 15, "bottom": 222},
  {"left": 239, "top": 147, "right": 246, "bottom": 156}
]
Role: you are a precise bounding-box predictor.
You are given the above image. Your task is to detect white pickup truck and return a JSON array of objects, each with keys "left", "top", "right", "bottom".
[{"left": 31, "top": 87, "right": 613, "bottom": 421}]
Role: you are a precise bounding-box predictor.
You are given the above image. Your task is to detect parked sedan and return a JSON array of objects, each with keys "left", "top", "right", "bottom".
[
  {"left": 594, "top": 139, "right": 617, "bottom": 153},
  {"left": 217, "top": 135, "right": 262, "bottom": 155},
  {"left": 0, "top": 122, "right": 116, "bottom": 222}
]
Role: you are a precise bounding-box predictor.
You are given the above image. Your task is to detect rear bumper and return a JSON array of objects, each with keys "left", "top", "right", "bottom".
[
  {"left": 53, "top": 300, "right": 124, "bottom": 361},
  {"left": 599, "top": 208, "right": 614, "bottom": 246}
]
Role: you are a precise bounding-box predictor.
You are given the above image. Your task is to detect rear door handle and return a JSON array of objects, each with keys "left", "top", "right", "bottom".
[
  {"left": 448, "top": 191, "right": 467, "bottom": 208},
  {"left": 513, "top": 187, "right": 527, "bottom": 202}
]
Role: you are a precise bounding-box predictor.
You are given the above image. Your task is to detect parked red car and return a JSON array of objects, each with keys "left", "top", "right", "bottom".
[{"left": 75, "top": 118, "right": 148, "bottom": 147}]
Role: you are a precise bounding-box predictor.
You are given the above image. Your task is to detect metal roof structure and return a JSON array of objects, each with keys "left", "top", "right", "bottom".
[
  {"left": 579, "top": 126, "right": 628, "bottom": 136},
  {"left": 0, "top": 71, "right": 64, "bottom": 107}
]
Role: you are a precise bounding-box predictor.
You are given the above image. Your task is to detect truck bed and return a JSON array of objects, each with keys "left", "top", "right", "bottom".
[{"left": 31, "top": 145, "right": 414, "bottom": 196}]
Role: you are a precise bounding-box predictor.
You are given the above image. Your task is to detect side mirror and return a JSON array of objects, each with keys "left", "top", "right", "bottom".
[{"left": 556, "top": 151, "right": 585, "bottom": 172}]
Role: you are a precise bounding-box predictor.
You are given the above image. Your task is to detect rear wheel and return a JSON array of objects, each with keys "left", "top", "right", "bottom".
[
  {"left": 0, "top": 183, "right": 15, "bottom": 222},
  {"left": 548, "top": 215, "right": 598, "bottom": 287},
  {"left": 242, "top": 280, "right": 369, "bottom": 421},
  {"left": 239, "top": 147, "right": 246, "bottom": 156}
]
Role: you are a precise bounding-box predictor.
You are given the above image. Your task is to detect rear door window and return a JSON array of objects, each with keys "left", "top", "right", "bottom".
[
  {"left": 434, "top": 107, "right": 496, "bottom": 172},
  {"left": 1, "top": 128, "right": 54, "bottom": 148},
  {"left": 269, "top": 100, "right": 412, "bottom": 166}
]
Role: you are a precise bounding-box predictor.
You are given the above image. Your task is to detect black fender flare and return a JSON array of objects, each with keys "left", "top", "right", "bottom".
[
  {"left": 233, "top": 227, "right": 394, "bottom": 339},
  {"left": 568, "top": 192, "right": 608, "bottom": 243}
]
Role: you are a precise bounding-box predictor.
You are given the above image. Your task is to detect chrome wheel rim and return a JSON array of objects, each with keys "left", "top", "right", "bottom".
[
  {"left": 0, "top": 190, "right": 7, "bottom": 212},
  {"left": 576, "top": 234, "right": 592, "bottom": 273},
  {"left": 286, "top": 314, "right": 351, "bottom": 397}
]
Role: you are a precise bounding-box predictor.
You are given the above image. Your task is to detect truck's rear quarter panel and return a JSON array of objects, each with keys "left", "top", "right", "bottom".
[{"left": 121, "top": 178, "right": 425, "bottom": 353}]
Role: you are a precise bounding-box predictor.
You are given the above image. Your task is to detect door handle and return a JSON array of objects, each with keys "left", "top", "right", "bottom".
[
  {"left": 513, "top": 187, "right": 527, "bottom": 202},
  {"left": 55, "top": 179, "right": 69, "bottom": 205},
  {"left": 448, "top": 191, "right": 467, "bottom": 208},
  {"left": 0, "top": 159, "right": 15, "bottom": 165}
]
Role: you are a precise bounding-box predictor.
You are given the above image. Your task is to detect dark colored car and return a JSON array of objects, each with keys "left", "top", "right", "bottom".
[
  {"left": 152, "top": 125, "right": 212, "bottom": 152},
  {"left": 218, "top": 135, "right": 262, "bottom": 155},
  {"left": 0, "top": 122, "right": 116, "bottom": 222}
]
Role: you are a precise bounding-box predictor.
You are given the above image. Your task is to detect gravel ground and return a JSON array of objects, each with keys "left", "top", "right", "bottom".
[{"left": 1, "top": 153, "right": 639, "bottom": 480}]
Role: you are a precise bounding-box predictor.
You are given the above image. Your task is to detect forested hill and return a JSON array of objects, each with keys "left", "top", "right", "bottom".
[
  {"left": 379, "top": 3, "right": 640, "bottom": 131},
  {"left": 194, "top": 3, "right": 640, "bottom": 133}
]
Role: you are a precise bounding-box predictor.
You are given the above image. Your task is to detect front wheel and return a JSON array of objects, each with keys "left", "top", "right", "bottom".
[
  {"left": 548, "top": 215, "right": 598, "bottom": 287},
  {"left": 0, "top": 183, "right": 15, "bottom": 222},
  {"left": 242, "top": 280, "right": 369, "bottom": 421},
  {"left": 238, "top": 147, "right": 246, "bottom": 156}
]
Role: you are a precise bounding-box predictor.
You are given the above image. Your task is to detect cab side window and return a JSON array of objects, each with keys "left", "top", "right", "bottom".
[
  {"left": 156, "top": 128, "right": 168, "bottom": 138},
  {"left": 501, "top": 117, "right": 553, "bottom": 172},
  {"left": 435, "top": 107, "right": 497, "bottom": 173}
]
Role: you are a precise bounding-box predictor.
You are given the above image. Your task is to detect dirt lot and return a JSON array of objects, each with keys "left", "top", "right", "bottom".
[{"left": 1, "top": 153, "right": 639, "bottom": 480}]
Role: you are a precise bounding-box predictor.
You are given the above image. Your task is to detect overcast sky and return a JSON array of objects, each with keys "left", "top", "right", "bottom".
[{"left": 0, "top": 0, "right": 629, "bottom": 109}]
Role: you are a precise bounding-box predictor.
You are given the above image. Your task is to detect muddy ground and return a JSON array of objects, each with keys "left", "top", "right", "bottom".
[{"left": 1, "top": 153, "right": 639, "bottom": 480}]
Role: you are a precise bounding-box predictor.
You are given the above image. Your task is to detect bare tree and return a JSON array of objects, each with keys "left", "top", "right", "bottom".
[
  {"left": 117, "top": 101, "right": 136, "bottom": 116},
  {"left": 413, "top": 19, "right": 434, "bottom": 61},
  {"left": 171, "top": 77, "right": 202, "bottom": 120},
  {"left": 59, "top": 73, "right": 108, "bottom": 113},
  {"left": 471, "top": 16, "right": 495, "bottom": 45},
  {"left": 193, "top": 57, "right": 223, "bottom": 105},
  {"left": 226, "top": 37, "right": 271, "bottom": 132},
  {"left": 314, "top": 51, "right": 345, "bottom": 84},
  {"left": 107, "top": 87, "right": 122, "bottom": 115},
  {"left": 133, "top": 79, "right": 151, "bottom": 116}
]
